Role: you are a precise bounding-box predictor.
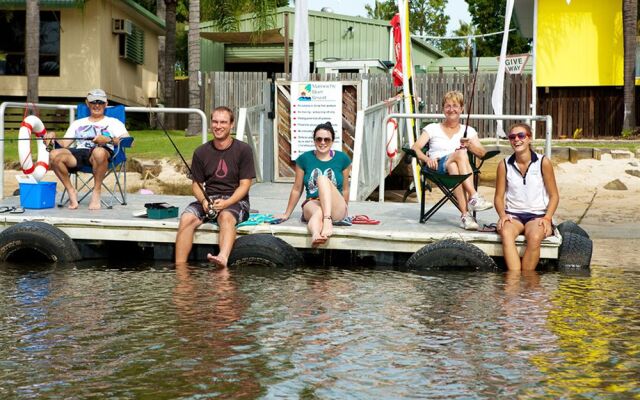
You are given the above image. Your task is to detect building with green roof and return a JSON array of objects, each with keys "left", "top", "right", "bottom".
[{"left": 199, "top": 7, "right": 447, "bottom": 75}]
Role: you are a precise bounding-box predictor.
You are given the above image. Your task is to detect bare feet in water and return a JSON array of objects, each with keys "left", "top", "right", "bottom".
[{"left": 207, "top": 253, "right": 228, "bottom": 268}]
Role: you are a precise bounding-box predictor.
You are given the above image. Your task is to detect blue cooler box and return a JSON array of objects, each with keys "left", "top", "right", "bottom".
[{"left": 19, "top": 181, "right": 57, "bottom": 209}]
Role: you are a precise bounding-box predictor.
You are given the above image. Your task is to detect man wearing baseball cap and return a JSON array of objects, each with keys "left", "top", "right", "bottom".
[{"left": 46, "top": 89, "right": 130, "bottom": 210}]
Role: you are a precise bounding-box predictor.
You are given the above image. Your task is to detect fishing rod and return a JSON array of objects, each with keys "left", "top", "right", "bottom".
[
  {"left": 156, "top": 118, "right": 217, "bottom": 220},
  {"left": 463, "top": 58, "right": 480, "bottom": 139}
]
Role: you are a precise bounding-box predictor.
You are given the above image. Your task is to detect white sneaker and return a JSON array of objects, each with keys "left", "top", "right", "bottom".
[
  {"left": 460, "top": 213, "right": 479, "bottom": 230},
  {"left": 468, "top": 194, "right": 493, "bottom": 212}
]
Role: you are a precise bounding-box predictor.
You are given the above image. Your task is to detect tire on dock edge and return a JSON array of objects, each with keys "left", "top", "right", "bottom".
[
  {"left": 406, "top": 239, "right": 497, "bottom": 270},
  {"left": 229, "top": 234, "right": 303, "bottom": 268},
  {"left": 557, "top": 220, "right": 590, "bottom": 239},
  {"left": 557, "top": 232, "right": 592, "bottom": 270},
  {"left": 0, "top": 221, "right": 81, "bottom": 263}
]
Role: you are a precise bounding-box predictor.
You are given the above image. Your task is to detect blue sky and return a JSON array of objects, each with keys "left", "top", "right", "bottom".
[{"left": 305, "top": 0, "right": 472, "bottom": 34}]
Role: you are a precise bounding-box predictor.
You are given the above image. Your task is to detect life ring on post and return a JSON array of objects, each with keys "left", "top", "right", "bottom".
[
  {"left": 18, "top": 115, "right": 49, "bottom": 182},
  {"left": 386, "top": 118, "right": 398, "bottom": 158}
]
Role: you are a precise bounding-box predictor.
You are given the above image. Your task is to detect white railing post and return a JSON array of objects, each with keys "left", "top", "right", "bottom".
[{"left": 350, "top": 110, "right": 365, "bottom": 202}]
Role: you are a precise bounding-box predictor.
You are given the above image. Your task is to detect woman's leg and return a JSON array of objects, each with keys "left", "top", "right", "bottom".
[
  {"left": 316, "top": 175, "right": 348, "bottom": 239},
  {"left": 446, "top": 149, "right": 476, "bottom": 201},
  {"left": 445, "top": 154, "right": 471, "bottom": 215},
  {"left": 303, "top": 200, "right": 325, "bottom": 246},
  {"left": 521, "top": 220, "right": 548, "bottom": 270},
  {"left": 498, "top": 219, "right": 525, "bottom": 271}
]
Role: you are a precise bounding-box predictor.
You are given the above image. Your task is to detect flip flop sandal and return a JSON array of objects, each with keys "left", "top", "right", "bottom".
[
  {"left": 479, "top": 223, "right": 497, "bottom": 233},
  {"left": 0, "top": 206, "right": 13, "bottom": 213},
  {"left": 351, "top": 215, "right": 381, "bottom": 225},
  {"left": 10, "top": 207, "right": 25, "bottom": 214}
]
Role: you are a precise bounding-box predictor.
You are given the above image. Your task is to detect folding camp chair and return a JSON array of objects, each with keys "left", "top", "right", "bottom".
[
  {"left": 58, "top": 104, "right": 134, "bottom": 208},
  {"left": 403, "top": 147, "right": 500, "bottom": 223}
]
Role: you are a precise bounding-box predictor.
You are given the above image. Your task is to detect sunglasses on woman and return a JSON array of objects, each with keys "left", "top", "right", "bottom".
[
  {"left": 314, "top": 137, "right": 332, "bottom": 143},
  {"left": 508, "top": 132, "right": 527, "bottom": 141}
]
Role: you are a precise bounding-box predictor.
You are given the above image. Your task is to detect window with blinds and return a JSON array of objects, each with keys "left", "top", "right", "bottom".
[{"left": 118, "top": 24, "right": 144, "bottom": 65}]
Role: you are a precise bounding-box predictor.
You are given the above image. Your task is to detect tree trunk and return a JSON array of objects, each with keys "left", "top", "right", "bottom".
[
  {"left": 155, "top": 0, "right": 166, "bottom": 128},
  {"left": 622, "top": 0, "right": 637, "bottom": 131},
  {"left": 186, "top": 0, "right": 202, "bottom": 136},
  {"left": 25, "top": 0, "right": 40, "bottom": 104},
  {"left": 164, "top": 0, "right": 178, "bottom": 129}
]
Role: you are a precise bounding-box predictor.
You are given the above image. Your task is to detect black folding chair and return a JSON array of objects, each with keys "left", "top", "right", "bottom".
[{"left": 403, "top": 147, "right": 500, "bottom": 223}]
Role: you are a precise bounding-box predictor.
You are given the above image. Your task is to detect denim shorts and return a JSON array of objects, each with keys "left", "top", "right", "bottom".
[{"left": 437, "top": 154, "right": 450, "bottom": 174}]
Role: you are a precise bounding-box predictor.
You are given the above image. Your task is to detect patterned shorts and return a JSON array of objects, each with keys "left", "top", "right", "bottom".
[{"left": 182, "top": 194, "right": 250, "bottom": 224}]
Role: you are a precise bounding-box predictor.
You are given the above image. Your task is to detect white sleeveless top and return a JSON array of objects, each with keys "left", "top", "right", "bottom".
[{"left": 504, "top": 151, "right": 549, "bottom": 214}]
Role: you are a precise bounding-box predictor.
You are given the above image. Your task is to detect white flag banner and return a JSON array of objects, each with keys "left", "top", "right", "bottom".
[
  {"left": 292, "top": 0, "right": 309, "bottom": 82},
  {"left": 491, "top": 0, "right": 515, "bottom": 138}
]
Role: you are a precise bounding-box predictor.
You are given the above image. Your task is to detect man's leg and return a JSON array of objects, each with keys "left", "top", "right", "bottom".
[
  {"left": 49, "top": 148, "right": 79, "bottom": 209},
  {"left": 207, "top": 211, "right": 237, "bottom": 268},
  {"left": 88, "top": 148, "right": 109, "bottom": 210},
  {"left": 175, "top": 212, "right": 204, "bottom": 264}
]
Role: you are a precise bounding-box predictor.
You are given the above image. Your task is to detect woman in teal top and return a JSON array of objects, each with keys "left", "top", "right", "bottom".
[{"left": 276, "top": 122, "right": 352, "bottom": 246}]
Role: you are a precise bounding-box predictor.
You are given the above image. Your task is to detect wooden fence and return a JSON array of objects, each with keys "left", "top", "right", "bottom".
[
  {"left": 537, "top": 86, "right": 628, "bottom": 138},
  {"left": 175, "top": 71, "right": 631, "bottom": 138}
]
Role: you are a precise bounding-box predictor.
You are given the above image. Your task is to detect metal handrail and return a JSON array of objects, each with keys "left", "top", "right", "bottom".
[
  {"left": 377, "top": 113, "right": 554, "bottom": 203},
  {"left": 0, "top": 101, "right": 208, "bottom": 199}
]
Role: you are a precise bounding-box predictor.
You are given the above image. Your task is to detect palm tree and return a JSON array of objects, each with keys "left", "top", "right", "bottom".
[
  {"left": 164, "top": 0, "right": 178, "bottom": 129},
  {"left": 186, "top": 0, "right": 201, "bottom": 136},
  {"left": 26, "top": 0, "right": 40, "bottom": 103},
  {"left": 622, "top": 0, "right": 637, "bottom": 131}
]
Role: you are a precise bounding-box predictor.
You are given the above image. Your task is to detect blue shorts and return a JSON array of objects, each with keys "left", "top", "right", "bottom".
[
  {"left": 506, "top": 211, "right": 546, "bottom": 226},
  {"left": 437, "top": 154, "right": 449, "bottom": 174}
]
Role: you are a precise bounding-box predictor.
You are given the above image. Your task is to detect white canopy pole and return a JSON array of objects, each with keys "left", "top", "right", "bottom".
[{"left": 491, "top": 0, "right": 515, "bottom": 138}]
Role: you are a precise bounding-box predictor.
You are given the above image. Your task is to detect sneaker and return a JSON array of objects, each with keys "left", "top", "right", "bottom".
[
  {"left": 468, "top": 194, "right": 493, "bottom": 212},
  {"left": 460, "top": 213, "right": 479, "bottom": 230}
]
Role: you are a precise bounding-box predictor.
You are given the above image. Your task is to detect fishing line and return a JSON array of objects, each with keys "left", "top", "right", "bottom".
[
  {"left": 156, "top": 117, "right": 217, "bottom": 220},
  {"left": 463, "top": 59, "right": 480, "bottom": 139}
]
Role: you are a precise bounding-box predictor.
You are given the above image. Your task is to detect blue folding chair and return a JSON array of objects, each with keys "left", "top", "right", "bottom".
[{"left": 58, "top": 104, "right": 134, "bottom": 208}]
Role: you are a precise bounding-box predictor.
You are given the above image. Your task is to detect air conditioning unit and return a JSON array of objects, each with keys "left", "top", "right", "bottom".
[{"left": 112, "top": 18, "right": 133, "bottom": 35}]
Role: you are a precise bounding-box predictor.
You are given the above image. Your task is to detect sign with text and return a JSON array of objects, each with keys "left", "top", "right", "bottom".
[
  {"left": 290, "top": 82, "right": 342, "bottom": 160},
  {"left": 499, "top": 53, "right": 530, "bottom": 74}
]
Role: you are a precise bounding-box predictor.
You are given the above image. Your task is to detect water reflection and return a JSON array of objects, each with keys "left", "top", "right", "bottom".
[
  {"left": 0, "top": 263, "right": 638, "bottom": 398},
  {"left": 173, "top": 264, "right": 263, "bottom": 398}
]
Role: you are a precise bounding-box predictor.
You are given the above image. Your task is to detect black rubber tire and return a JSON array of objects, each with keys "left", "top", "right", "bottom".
[
  {"left": 558, "top": 232, "right": 592, "bottom": 270},
  {"left": 0, "top": 221, "right": 81, "bottom": 263},
  {"left": 229, "top": 234, "right": 303, "bottom": 268},
  {"left": 406, "top": 239, "right": 497, "bottom": 270},
  {"left": 557, "top": 221, "right": 590, "bottom": 239}
]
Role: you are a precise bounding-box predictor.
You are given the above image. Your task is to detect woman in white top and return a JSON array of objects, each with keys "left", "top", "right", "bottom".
[
  {"left": 494, "top": 123, "right": 559, "bottom": 271},
  {"left": 411, "top": 90, "right": 493, "bottom": 230}
]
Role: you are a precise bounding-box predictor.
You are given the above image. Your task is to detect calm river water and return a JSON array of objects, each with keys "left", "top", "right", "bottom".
[{"left": 1, "top": 250, "right": 639, "bottom": 399}]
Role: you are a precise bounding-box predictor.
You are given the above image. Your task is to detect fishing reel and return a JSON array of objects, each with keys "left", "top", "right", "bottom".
[
  {"left": 206, "top": 206, "right": 218, "bottom": 220},
  {"left": 204, "top": 197, "right": 218, "bottom": 220}
]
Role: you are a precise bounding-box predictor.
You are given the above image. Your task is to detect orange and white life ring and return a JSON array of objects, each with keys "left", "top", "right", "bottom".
[
  {"left": 18, "top": 115, "right": 49, "bottom": 181},
  {"left": 386, "top": 118, "right": 398, "bottom": 158}
]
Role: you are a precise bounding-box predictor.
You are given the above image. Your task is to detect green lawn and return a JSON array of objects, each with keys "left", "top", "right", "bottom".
[
  {"left": 3, "top": 130, "right": 638, "bottom": 166},
  {"left": 2, "top": 130, "right": 206, "bottom": 164}
]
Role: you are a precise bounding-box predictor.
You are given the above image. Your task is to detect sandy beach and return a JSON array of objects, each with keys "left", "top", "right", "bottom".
[{"left": 3, "top": 153, "right": 639, "bottom": 267}]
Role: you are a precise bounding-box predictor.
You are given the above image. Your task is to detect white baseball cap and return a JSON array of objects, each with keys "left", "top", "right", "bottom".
[{"left": 87, "top": 88, "right": 107, "bottom": 102}]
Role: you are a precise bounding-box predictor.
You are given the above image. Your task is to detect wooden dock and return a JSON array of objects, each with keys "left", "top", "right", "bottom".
[{"left": 0, "top": 182, "right": 560, "bottom": 263}]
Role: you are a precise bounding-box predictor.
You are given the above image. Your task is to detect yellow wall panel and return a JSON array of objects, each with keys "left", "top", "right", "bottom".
[{"left": 536, "top": 0, "right": 622, "bottom": 87}]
